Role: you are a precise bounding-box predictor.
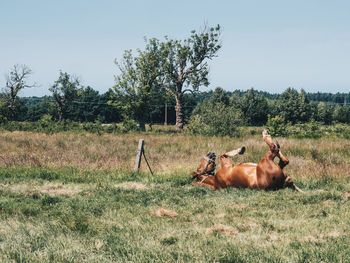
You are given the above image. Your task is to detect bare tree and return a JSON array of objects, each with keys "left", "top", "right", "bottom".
[{"left": 4, "top": 64, "right": 37, "bottom": 119}]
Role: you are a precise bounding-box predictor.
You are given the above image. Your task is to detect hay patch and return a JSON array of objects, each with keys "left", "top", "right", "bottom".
[
  {"left": 313, "top": 189, "right": 326, "bottom": 194},
  {"left": 326, "top": 231, "right": 341, "bottom": 238},
  {"left": 206, "top": 224, "right": 237, "bottom": 236},
  {"left": 40, "top": 184, "right": 81, "bottom": 197},
  {"left": 303, "top": 235, "right": 325, "bottom": 243},
  {"left": 321, "top": 200, "right": 335, "bottom": 205},
  {"left": 94, "top": 239, "right": 104, "bottom": 250},
  {"left": 115, "top": 182, "right": 149, "bottom": 190},
  {"left": 6, "top": 182, "right": 84, "bottom": 197},
  {"left": 237, "top": 222, "right": 258, "bottom": 232},
  {"left": 152, "top": 208, "right": 178, "bottom": 218},
  {"left": 92, "top": 218, "right": 122, "bottom": 227},
  {"left": 215, "top": 213, "right": 226, "bottom": 219},
  {"left": 342, "top": 192, "right": 350, "bottom": 199},
  {"left": 230, "top": 204, "right": 248, "bottom": 210},
  {"left": 268, "top": 233, "right": 280, "bottom": 242}
]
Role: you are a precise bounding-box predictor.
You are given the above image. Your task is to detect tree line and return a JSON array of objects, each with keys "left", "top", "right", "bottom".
[
  {"left": 1, "top": 81, "right": 349, "bottom": 128},
  {"left": 1, "top": 24, "right": 349, "bottom": 132}
]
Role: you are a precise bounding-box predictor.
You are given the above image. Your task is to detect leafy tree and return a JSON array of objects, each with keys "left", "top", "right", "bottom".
[
  {"left": 266, "top": 99, "right": 280, "bottom": 118},
  {"left": 99, "top": 90, "right": 122, "bottom": 123},
  {"left": 211, "top": 87, "right": 230, "bottom": 106},
  {"left": 277, "top": 88, "right": 300, "bottom": 123},
  {"left": 0, "top": 98, "right": 8, "bottom": 123},
  {"left": 316, "top": 102, "right": 333, "bottom": 124},
  {"left": 110, "top": 44, "right": 164, "bottom": 131},
  {"left": 72, "top": 86, "right": 101, "bottom": 122},
  {"left": 49, "top": 71, "right": 79, "bottom": 121},
  {"left": 298, "top": 89, "right": 312, "bottom": 122},
  {"left": 24, "top": 96, "right": 55, "bottom": 121},
  {"left": 111, "top": 25, "right": 221, "bottom": 130},
  {"left": 239, "top": 88, "right": 268, "bottom": 125},
  {"left": 277, "top": 88, "right": 313, "bottom": 124},
  {"left": 157, "top": 25, "right": 221, "bottom": 129},
  {"left": 3, "top": 64, "right": 36, "bottom": 120},
  {"left": 333, "top": 105, "right": 350, "bottom": 123},
  {"left": 229, "top": 93, "right": 242, "bottom": 112}
]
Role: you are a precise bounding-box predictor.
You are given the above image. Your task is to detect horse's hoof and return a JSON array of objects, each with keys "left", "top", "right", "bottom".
[
  {"left": 262, "top": 129, "right": 269, "bottom": 136},
  {"left": 239, "top": 146, "right": 246, "bottom": 155}
]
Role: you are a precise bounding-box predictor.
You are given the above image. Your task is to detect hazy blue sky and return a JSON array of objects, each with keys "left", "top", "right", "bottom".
[{"left": 1, "top": 0, "right": 349, "bottom": 96}]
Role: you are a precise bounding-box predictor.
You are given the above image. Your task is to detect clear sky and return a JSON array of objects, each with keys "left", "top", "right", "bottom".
[{"left": 1, "top": 0, "right": 349, "bottom": 96}]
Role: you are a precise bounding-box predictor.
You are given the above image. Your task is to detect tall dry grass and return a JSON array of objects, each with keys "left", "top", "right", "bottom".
[
  {"left": 0, "top": 130, "right": 349, "bottom": 181},
  {"left": 0, "top": 129, "right": 349, "bottom": 262}
]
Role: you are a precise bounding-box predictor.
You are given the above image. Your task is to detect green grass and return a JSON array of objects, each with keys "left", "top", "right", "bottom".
[{"left": 0, "top": 167, "right": 349, "bottom": 262}]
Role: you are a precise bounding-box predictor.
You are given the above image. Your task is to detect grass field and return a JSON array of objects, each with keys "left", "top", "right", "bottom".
[{"left": 0, "top": 130, "right": 349, "bottom": 262}]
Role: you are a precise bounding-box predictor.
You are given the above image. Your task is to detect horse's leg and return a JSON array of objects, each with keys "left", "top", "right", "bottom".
[
  {"left": 263, "top": 129, "right": 275, "bottom": 148},
  {"left": 220, "top": 156, "right": 234, "bottom": 169},
  {"left": 193, "top": 176, "right": 217, "bottom": 190},
  {"left": 278, "top": 151, "right": 289, "bottom": 169},
  {"left": 256, "top": 131, "right": 284, "bottom": 189},
  {"left": 199, "top": 182, "right": 216, "bottom": 190},
  {"left": 259, "top": 130, "right": 299, "bottom": 191},
  {"left": 222, "top": 146, "right": 245, "bottom": 158},
  {"left": 284, "top": 176, "right": 303, "bottom": 192},
  {"left": 263, "top": 130, "right": 289, "bottom": 169},
  {"left": 219, "top": 147, "right": 244, "bottom": 169}
]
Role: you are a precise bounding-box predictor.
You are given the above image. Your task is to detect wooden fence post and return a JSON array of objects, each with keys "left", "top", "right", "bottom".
[
  {"left": 134, "top": 139, "right": 144, "bottom": 172},
  {"left": 164, "top": 102, "right": 168, "bottom": 125}
]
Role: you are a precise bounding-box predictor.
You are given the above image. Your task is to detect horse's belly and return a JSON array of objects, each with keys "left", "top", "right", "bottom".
[{"left": 227, "top": 165, "right": 258, "bottom": 188}]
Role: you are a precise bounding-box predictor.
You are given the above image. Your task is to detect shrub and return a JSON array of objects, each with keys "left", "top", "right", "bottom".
[
  {"left": 37, "top": 114, "right": 61, "bottom": 133},
  {"left": 120, "top": 118, "right": 140, "bottom": 133},
  {"left": 38, "top": 114, "right": 53, "bottom": 128},
  {"left": 265, "top": 115, "right": 289, "bottom": 137},
  {"left": 82, "top": 121, "right": 102, "bottom": 134},
  {"left": 288, "top": 120, "right": 321, "bottom": 138},
  {"left": 267, "top": 115, "right": 322, "bottom": 138},
  {"left": 103, "top": 123, "right": 120, "bottom": 134},
  {"left": 315, "top": 123, "right": 350, "bottom": 139},
  {"left": 187, "top": 102, "right": 241, "bottom": 136},
  {"left": 0, "top": 114, "right": 7, "bottom": 124}
]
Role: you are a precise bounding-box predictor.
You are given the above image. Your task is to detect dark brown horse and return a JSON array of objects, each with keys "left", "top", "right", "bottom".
[{"left": 191, "top": 130, "right": 302, "bottom": 191}]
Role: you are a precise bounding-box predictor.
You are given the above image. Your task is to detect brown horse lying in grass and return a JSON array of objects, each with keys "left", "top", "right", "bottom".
[{"left": 191, "top": 130, "right": 302, "bottom": 191}]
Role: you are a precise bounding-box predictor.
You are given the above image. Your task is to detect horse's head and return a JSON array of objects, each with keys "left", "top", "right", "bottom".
[{"left": 191, "top": 152, "right": 216, "bottom": 180}]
